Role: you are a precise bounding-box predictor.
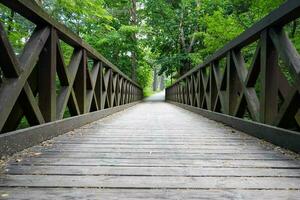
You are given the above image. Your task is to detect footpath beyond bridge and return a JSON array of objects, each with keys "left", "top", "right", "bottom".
[{"left": 0, "top": 92, "right": 300, "bottom": 199}]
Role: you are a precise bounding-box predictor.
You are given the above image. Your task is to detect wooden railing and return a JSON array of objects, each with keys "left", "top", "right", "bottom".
[
  {"left": 0, "top": 0, "right": 143, "bottom": 134},
  {"left": 166, "top": 0, "right": 300, "bottom": 152}
]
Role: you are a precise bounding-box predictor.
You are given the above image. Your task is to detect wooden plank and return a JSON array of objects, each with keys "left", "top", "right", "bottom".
[
  {"left": 168, "top": 101, "right": 300, "bottom": 153},
  {"left": 56, "top": 49, "right": 82, "bottom": 119},
  {"left": 1, "top": 95, "right": 300, "bottom": 198},
  {"left": 1, "top": 68, "right": 40, "bottom": 132},
  {"left": 269, "top": 28, "right": 300, "bottom": 79},
  {"left": 53, "top": 137, "right": 257, "bottom": 141},
  {"left": 12, "top": 152, "right": 289, "bottom": 160},
  {"left": 73, "top": 49, "right": 86, "bottom": 114},
  {"left": 31, "top": 148, "right": 277, "bottom": 154},
  {"left": 6, "top": 165, "right": 300, "bottom": 177},
  {"left": 38, "top": 27, "right": 57, "bottom": 122},
  {"left": 20, "top": 83, "right": 45, "bottom": 126},
  {"left": 0, "top": 26, "right": 50, "bottom": 131},
  {"left": 1, "top": 188, "right": 300, "bottom": 200},
  {"left": 231, "top": 50, "right": 259, "bottom": 121},
  {"left": 0, "top": 102, "right": 140, "bottom": 157},
  {"left": 52, "top": 141, "right": 259, "bottom": 145},
  {"left": 260, "top": 31, "right": 279, "bottom": 124},
  {"left": 30, "top": 145, "right": 271, "bottom": 151},
  {"left": 1, "top": 175, "right": 300, "bottom": 189},
  {"left": 12, "top": 158, "right": 300, "bottom": 168},
  {"left": 42, "top": 143, "right": 264, "bottom": 147}
]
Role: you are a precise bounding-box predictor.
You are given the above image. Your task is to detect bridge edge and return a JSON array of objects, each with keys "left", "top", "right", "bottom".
[
  {"left": 0, "top": 101, "right": 141, "bottom": 157},
  {"left": 167, "top": 100, "right": 300, "bottom": 154}
]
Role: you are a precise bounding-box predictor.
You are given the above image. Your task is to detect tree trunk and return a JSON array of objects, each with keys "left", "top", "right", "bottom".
[
  {"left": 35, "top": 0, "right": 44, "bottom": 6},
  {"left": 7, "top": 10, "right": 15, "bottom": 36},
  {"left": 130, "top": 0, "right": 137, "bottom": 81},
  {"left": 131, "top": 51, "right": 137, "bottom": 81},
  {"left": 153, "top": 67, "right": 158, "bottom": 92},
  {"left": 160, "top": 74, "right": 165, "bottom": 90},
  {"left": 179, "top": 59, "right": 191, "bottom": 76}
]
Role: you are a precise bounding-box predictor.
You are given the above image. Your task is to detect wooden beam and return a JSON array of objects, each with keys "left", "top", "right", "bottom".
[
  {"left": 0, "top": 26, "right": 50, "bottom": 131},
  {"left": 260, "top": 31, "right": 279, "bottom": 124},
  {"left": 38, "top": 27, "right": 57, "bottom": 122}
]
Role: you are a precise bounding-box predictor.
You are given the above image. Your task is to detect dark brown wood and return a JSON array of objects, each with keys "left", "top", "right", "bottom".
[
  {"left": 95, "top": 62, "right": 102, "bottom": 109},
  {"left": 0, "top": 0, "right": 141, "bottom": 88},
  {"left": 269, "top": 28, "right": 300, "bottom": 80},
  {"left": 0, "top": 101, "right": 140, "bottom": 156},
  {"left": 73, "top": 49, "right": 87, "bottom": 114},
  {"left": 0, "top": 26, "right": 50, "bottom": 131},
  {"left": 0, "top": 22, "right": 20, "bottom": 77},
  {"left": 38, "top": 27, "right": 57, "bottom": 122},
  {"left": 20, "top": 82, "right": 45, "bottom": 126},
  {"left": 168, "top": 101, "right": 300, "bottom": 153},
  {"left": 232, "top": 50, "right": 259, "bottom": 121},
  {"left": 56, "top": 49, "right": 82, "bottom": 119},
  {"left": 260, "top": 31, "right": 279, "bottom": 124},
  {"left": 0, "top": 0, "right": 143, "bottom": 142},
  {"left": 166, "top": 0, "right": 300, "bottom": 85},
  {"left": 1, "top": 99, "right": 300, "bottom": 199},
  {"left": 166, "top": 0, "right": 300, "bottom": 151}
]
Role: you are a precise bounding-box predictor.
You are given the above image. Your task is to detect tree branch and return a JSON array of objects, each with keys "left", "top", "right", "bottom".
[{"left": 179, "top": 12, "right": 187, "bottom": 52}]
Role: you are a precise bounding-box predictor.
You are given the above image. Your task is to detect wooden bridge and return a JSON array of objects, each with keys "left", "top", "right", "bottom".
[{"left": 1, "top": 0, "right": 300, "bottom": 199}]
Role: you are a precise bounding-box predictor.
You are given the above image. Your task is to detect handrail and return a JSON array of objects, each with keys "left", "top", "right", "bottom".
[
  {"left": 166, "top": 0, "right": 300, "bottom": 141},
  {"left": 1, "top": 0, "right": 140, "bottom": 88},
  {"left": 167, "top": 0, "right": 300, "bottom": 88},
  {"left": 0, "top": 0, "right": 143, "bottom": 133}
]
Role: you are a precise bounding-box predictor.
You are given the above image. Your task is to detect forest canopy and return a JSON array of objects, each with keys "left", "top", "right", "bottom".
[{"left": 0, "top": 0, "right": 295, "bottom": 91}]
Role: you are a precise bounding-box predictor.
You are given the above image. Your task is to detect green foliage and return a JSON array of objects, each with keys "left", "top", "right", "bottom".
[
  {"left": 202, "top": 9, "right": 243, "bottom": 55},
  {"left": 39, "top": 0, "right": 153, "bottom": 89},
  {"left": 43, "top": 0, "right": 113, "bottom": 35},
  {"left": 137, "top": 64, "right": 153, "bottom": 88},
  {"left": 0, "top": 4, "right": 35, "bottom": 54},
  {"left": 0, "top": 0, "right": 294, "bottom": 94},
  {"left": 143, "top": 86, "right": 154, "bottom": 97},
  {"left": 142, "top": 0, "right": 287, "bottom": 79}
]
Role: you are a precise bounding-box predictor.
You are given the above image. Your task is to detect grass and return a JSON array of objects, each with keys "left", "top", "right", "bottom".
[
  {"left": 143, "top": 86, "right": 164, "bottom": 98},
  {"left": 143, "top": 86, "right": 155, "bottom": 97},
  {"left": 17, "top": 117, "right": 30, "bottom": 130}
]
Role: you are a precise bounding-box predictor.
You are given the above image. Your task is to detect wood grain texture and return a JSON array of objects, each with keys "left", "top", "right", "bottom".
[
  {"left": 1, "top": 188, "right": 300, "bottom": 200},
  {"left": 1, "top": 94, "right": 300, "bottom": 199},
  {"left": 0, "top": 1, "right": 143, "bottom": 138},
  {"left": 165, "top": 0, "right": 300, "bottom": 153}
]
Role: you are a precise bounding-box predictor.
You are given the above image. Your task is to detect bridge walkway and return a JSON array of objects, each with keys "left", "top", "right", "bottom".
[{"left": 0, "top": 92, "right": 300, "bottom": 199}]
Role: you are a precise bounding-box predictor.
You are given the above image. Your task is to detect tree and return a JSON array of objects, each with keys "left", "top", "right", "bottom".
[
  {"left": 0, "top": 0, "right": 289, "bottom": 93},
  {"left": 130, "top": 0, "right": 138, "bottom": 81},
  {"left": 141, "top": 0, "right": 286, "bottom": 79},
  {"left": 35, "top": 0, "right": 152, "bottom": 90}
]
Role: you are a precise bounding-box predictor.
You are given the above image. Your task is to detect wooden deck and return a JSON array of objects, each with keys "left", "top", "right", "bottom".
[{"left": 1, "top": 92, "right": 300, "bottom": 199}]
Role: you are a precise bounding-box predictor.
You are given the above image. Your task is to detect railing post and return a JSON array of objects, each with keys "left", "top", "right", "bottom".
[
  {"left": 225, "top": 52, "right": 231, "bottom": 115},
  {"left": 108, "top": 69, "right": 113, "bottom": 107},
  {"left": 260, "top": 30, "right": 279, "bottom": 124},
  {"left": 95, "top": 61, "right": 102, "bottom": 110},
  {"left": 38, "top": 27, "right": 57, "bottom": 122},
  {"left": 210, "top": 63, "right": 217, "bottom": 111},
  {"left": 74, "top": 49, "right": 87, "bottom": 114}
]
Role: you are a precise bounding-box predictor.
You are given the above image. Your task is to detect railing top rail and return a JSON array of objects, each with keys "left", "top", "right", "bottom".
[
  {"left": 1, "top": 0, "right": 141, "bottom": 89},
  {"left": 167, "top": 0, "right": 300, "bottom": 88}
]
